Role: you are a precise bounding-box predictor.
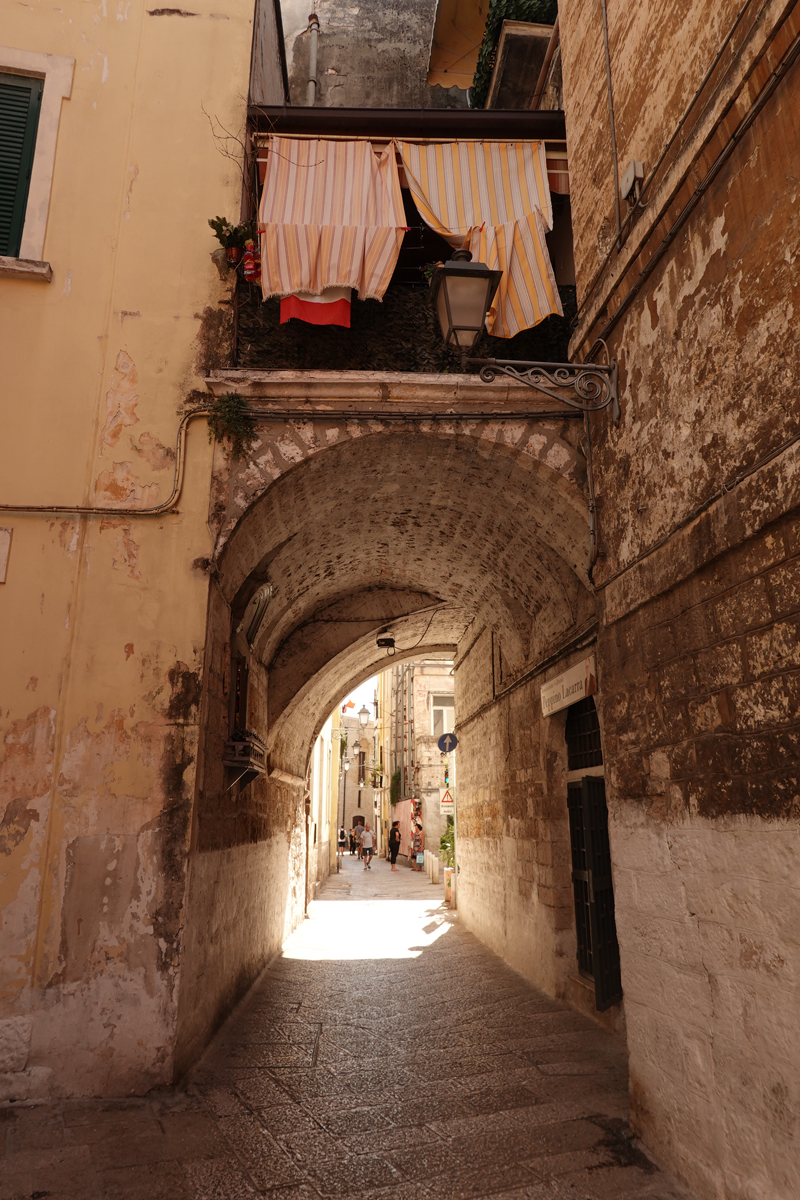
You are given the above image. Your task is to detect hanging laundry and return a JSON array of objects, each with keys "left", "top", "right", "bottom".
[
  {"left": 280, "top": 285, "right": 352, "bottom": 328},
  {"left": 259, "top": 137, "right": 406, "bottom": 326}
]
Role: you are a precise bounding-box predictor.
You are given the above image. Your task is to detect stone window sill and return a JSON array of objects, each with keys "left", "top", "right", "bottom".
[{"left": 0, "top": 256, "right": 53, "bottom": 282}]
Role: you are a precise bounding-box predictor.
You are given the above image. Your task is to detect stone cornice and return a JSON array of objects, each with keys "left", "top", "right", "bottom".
[{"left": 205, "top": 369, "right": 570, "bottom": 414}]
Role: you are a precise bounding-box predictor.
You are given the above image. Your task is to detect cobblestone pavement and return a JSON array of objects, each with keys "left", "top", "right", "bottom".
[{"left": 0, "top": 854, "right": 695, "bottom": 1200}]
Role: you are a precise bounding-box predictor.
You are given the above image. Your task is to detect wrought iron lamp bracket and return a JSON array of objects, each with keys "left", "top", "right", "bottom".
[{"left": 468, "top": 358, "right": 620, "bottom": 424}]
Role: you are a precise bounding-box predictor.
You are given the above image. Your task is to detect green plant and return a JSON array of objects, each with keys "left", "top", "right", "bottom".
[
  {"left": 390, "top": 768, "right": 401, "bottom": 806},
  {"left": 440, "top": 816, "right": 455, "bottom": 867},
  {"left": 208, "top": 215, "right": 256, "bottom": 250},
  {"left": 421, "top": 260, "right": 443, "bottom": 282},
  {"left": 470, "top": 0, "right": 558, "bottom": 109},
  {"left": 207, "top": 393, "right": 258, "bottom": 459}
]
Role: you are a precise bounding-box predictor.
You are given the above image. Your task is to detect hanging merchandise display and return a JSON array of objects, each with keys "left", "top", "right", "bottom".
[{"left": 243, "top": 237, "right": 261, "bottom": 284}]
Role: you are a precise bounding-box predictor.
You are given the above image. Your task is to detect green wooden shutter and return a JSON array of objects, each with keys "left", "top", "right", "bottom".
[
  {"left": 582, "top": 776, "right": 623, "bottom": 1011},
  {"left": 0, "top": 73, "right": 43, "bottom": 258}
]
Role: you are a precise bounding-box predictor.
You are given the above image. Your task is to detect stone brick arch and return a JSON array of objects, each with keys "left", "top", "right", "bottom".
[{"left": 202, "top": 392, "right": 593, "bottom": 781}]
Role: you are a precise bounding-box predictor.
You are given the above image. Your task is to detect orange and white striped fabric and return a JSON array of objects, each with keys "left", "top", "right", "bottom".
[
  {"left": 398, "top": 141, "right": 562, "bottom": 338},
  {"left": 259, "top": 137, "right": 406, "bottom": 302}
]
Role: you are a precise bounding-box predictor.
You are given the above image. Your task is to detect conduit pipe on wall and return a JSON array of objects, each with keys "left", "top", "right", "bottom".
[
  {"left": 598, "top": 0, "right": 621, "bottom": 247},
  {"left": 529, "top": 16, "right": 559, "bottom": 111},
  {"left": 0, "top": 407, "right": 212, "bottom": 518},
  {"left": 0, "top": 408, "right": 586, "bottom": 518},
  {"left": 307, "top": 12, "right": 320, "bottom": 106}
]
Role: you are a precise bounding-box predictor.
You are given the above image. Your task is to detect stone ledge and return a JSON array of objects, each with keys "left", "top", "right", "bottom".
[
  {"left": 206, "top": 368, "right": 571, "bottom": 411},
  {"left": 0, "top": 255, "right": 53, "bottom": 282}
]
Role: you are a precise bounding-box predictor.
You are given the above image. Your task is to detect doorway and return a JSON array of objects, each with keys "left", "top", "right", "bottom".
[{"left": 565, "top": 697, "right": 622, "bottom": 1011}]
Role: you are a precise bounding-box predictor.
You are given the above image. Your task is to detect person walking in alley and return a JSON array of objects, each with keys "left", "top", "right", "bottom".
[
  {"left": 361, "top": 823, "right": 375, "bottom": 869},
  {"left": 337, "top": 826, "right": 347, "bottom": 862},
  {"left": 411, "top": 822, "right": 425, "bottom": 871},
  {"left": 349, "top": 825, "right": 358, "bottom": 855},
  {"left": 388, "top": 820, "right": 401, "bottom": 870}
]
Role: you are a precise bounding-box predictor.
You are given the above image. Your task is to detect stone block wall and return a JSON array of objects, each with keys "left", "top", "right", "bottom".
[
  {"left": 454, "top": 629, "right": 593, "bottom": 1008},
  {"left": 598, "top": 511, "right": 800, "bottom": 1199},
  {"left": 556, "top": 3, "right": 800, "bottom": 1191}
]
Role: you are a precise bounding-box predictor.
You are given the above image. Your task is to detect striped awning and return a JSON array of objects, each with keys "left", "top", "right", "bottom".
[
  {"left": 259, "top": 137, "right": 406, "bottom": 302},
  {"left": 398, "top": 140, "right": 562, "bottom": 338}
]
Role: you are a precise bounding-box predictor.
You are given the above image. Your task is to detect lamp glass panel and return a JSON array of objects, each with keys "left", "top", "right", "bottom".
[{"left": 437, "top": 274, "right": 489, "bottom": 346}]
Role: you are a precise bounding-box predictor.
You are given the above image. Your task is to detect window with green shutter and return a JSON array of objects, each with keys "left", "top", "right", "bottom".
[{"left": 0, "top": 73, "right": 44, "bottom": 258}]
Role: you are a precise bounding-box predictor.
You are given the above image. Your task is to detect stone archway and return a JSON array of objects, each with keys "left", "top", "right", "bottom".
[{"left": 174, "top": 373, "right": 594, "bottom": 1074}]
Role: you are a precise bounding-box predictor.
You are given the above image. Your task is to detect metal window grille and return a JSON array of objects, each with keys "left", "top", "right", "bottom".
[{"left": 565, "top": 696, "right": 603, "bottom": 769}]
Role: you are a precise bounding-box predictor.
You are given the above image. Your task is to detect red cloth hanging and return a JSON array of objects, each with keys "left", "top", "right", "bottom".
[{"left": 279, "top": 286, "right": 352, "bottom": 328}]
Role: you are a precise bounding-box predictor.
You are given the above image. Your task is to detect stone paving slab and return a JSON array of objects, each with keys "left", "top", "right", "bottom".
[{"left": 0, "top": 854, "right": 696, "bottom": 1200}]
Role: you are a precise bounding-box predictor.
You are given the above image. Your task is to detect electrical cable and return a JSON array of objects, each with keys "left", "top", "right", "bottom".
[{"left": 395, "top": 607, "right": 441, "bottom": 652}]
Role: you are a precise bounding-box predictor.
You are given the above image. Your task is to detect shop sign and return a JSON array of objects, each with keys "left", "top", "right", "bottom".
[{"left": 540, "top": 655, "right": 597, "bottom": 716}]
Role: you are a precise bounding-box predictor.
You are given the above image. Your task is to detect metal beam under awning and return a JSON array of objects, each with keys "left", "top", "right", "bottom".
[{"left": 247, "top": 106, "right": 566, "bottom": 141}]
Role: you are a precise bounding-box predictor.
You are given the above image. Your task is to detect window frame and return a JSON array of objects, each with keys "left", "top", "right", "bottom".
[
  {"left": 0, "top": 47, "right": 74, "bottom": 276},
  {"left": 1, "top": 72, "right": 43, "bottom": 258},
  {"left": 431, "top": 692, "right": 455, "bottom": 738}
]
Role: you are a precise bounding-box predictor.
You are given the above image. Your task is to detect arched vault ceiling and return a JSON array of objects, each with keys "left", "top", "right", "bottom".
[{"left": 215, "top": 430, "right": 592, "bottom": 776}]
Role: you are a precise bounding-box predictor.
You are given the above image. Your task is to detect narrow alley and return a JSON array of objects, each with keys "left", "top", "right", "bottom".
[{"left": 1, "top": 856, "right": 693, "bottom": 1200}]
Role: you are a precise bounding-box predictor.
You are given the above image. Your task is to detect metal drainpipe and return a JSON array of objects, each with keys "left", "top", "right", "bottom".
[
  {"left": 584, "top": 410, "right": 600, "bottom": 577},
  {"left": 307, "top": 13, "right": 320, "bottom": 106},
  {"left": 530, "top": 16, "right": 559, "bottom": 110},
  {"left": 598, "top": 0, "right": 622, "bottom": 247}
]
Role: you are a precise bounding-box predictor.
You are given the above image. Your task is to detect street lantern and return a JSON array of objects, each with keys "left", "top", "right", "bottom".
[
  {"left": 343, "top": 756, "right": 351, "bottom": 771},
  {"left": 430, "top": 248, "right": 502, "bottom": 352},
  {"left": 357, "top": 704, "right": 370, "bottom": 727}
]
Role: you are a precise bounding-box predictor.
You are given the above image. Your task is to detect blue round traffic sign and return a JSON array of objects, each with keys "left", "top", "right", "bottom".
[{"left": 437, "top": 733, "right": 458, "bottom": 753}]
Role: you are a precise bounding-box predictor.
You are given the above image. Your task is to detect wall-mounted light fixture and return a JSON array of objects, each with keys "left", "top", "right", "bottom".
[
  {"left": 432, "top": 252, "right": 619, "bottom": 424},
  {"left": 429, "top": 249, "right": 502, "bottom": 353},
  {"left": 358, "top": 704, "right": 370, "bottom": 727}
]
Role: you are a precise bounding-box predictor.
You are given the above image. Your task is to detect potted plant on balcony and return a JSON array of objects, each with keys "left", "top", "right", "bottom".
[{"left": 208, "top": 215, "right": 256, "bottom": 267}]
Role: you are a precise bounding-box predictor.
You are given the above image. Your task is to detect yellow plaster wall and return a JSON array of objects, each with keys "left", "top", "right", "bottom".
[{"left": 0, "top": 2, "right": 258, "bottom": 1096}]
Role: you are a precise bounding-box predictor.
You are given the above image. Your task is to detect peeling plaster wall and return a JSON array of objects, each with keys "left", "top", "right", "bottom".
[
  {"left": 0, "top": 1, "right": 260, "bottom": 1096},
  {"left": 280, "top": 0, "right": 468, "bottom": 108},
  {"left": 559, "top": 1, "right": 800, "bottom": 1196}
]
